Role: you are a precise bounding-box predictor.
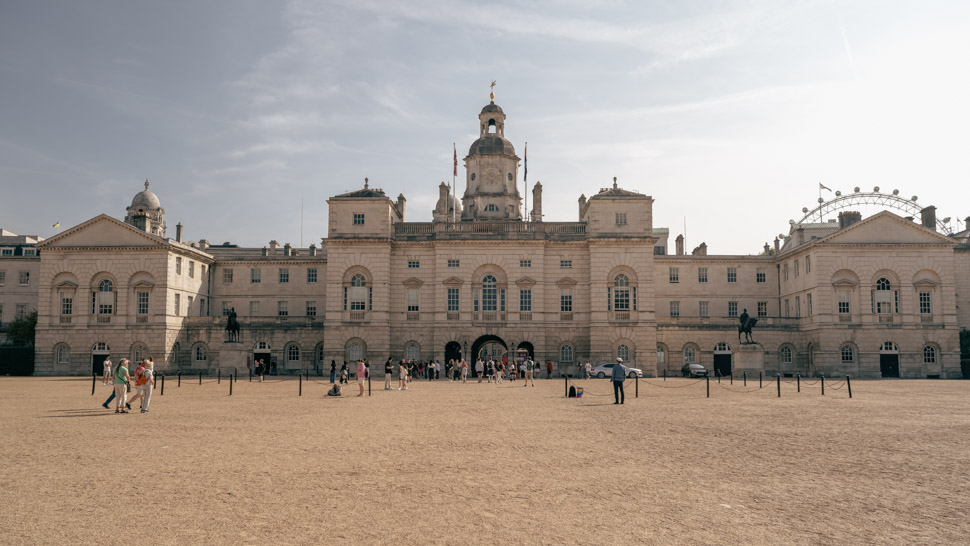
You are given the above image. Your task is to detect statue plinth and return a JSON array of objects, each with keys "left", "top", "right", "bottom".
[{"left": 733, "top": 343, "right": 765, "bottom": 375}]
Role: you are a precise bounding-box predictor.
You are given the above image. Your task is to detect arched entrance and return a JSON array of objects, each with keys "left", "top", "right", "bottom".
[
  {"left": 713, "top": 342, "right": 732, "bottom": 377},
  {"left": 515, "top": 341, "right": 534, "bottom": 360},
  {"left": 253, "top": 341, "right": 271, "bottom": 369},
  {"left": 444, "top": 341, "right": 462, "bottom": 364},
  {"left": 470, "top": 335, "right": 506, "bottom": 376},
  {"left": 91, "top": 342, "right": 110, "bottom": 375},
  {"left": 880, "top": 341, "right": 900, "bottom": 378}
]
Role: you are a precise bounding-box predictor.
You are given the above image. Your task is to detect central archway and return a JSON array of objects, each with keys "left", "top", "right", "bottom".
[
  {"left": 444, "top": 341, "right": 462, "bottom": 364},
  {"left": 470, "top": 335, "right": 506, "bottom": 376}
]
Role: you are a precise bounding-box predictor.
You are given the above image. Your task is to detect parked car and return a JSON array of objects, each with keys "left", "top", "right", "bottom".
[
  {"left": 681, "top": 363, "right": 709, "bottom": 377},
  {"left": 591, "top": 363, "right": 643, "bottom": 378}
]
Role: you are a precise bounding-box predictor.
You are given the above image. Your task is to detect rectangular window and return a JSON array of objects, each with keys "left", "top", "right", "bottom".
[
  {"left": 795, "top": 296, "right": 801, "bottom": 317},
  {"left": 249, "top": 301, "right": 260, "bottom": 317},
  {"left": 279, "top": 268, "right": 289, "bottom": 283},
  {"left": 669, "top": 268, "right": 679, "bottom": 283},
  {"left": 306, "top": 301, "right": 316, "bottom": 317},
  {"left": 560, "top": 291, "right": 573, "bottom": 312},
  {"left": 447, "top": 288, "right": 460, "bottom": 311},
  {"left": 699, "top": 301, "right": 709, "bottom": 318},
  {"left": 784, "top": 299, "right": 790, "bottom": 317},
  {"left": 838, "top": 291, "right": 851, "bottom": 315},
  {"left": 187, "top": 296, "right": 193, "bottom": 316},
  {"left": 23, "top": 248, "right": 36, "bottom": 256},
  {"left": 0, "top": 249, "right": 11, "bottom": 255},
  {"left": 199, "top": 298, "right": 205, "bottom": 316},
  {"left": 520, "top": 289, "right": 532, "bottom": 312},
  {"left": 615, "top": 212, "right": 627, "bottom": 225},
  {"left": 794, "top": 260, "right": 800, "bottom": 277},
  {"left": 61, "top": 295, "right": 73, "bottom": 316},
  {"left": 16, "top": 304, "right": 27, "bottom": 319},
  {"left": 0, "top": 270, "right": 5, "bottom": 286},
  {"left": 174, "top": 293, "right": 181, "bottom": 316},
  {"left": 251, "top": 268, "right": 261, "bottom": 283},
  {"left": 669, "top": 301, "right": 680, "bottom": 317},
  {"left": 560, "top": 259, "right": 572, "bottom": 269},
  {"left": 18, "top": 271, "right": 29, "bottom": 286},
  {"left": 756, "top": 268, "right": 766, "bottom": 283},
  {"left": 223, "top": 268, "right": 233, "bottom": 283},
  {"left": 406, "top": 289, "right": 419, "bottom": 312},
  {"left": 698, "top": 268, "right": 708, "bottom": 283},
  {"left": 278, "top": 300, "right": 288, "bottom": 316},
  {"left": 806, "top": 256, "right": 811, "bottom": 273},
  {"left": 175, "top": 257, "right": 182, "bottom": 275},
  {"left": 353, "top": 213, "right": 365, "bottom": 225},
  {"left": 447, "top": 259, "right": 460, "bottom": 268},
  {"left": 727, "top": 267, "right": 737, "bottom": 283},
  {"left": 757, "top": 301, "right": 767, "bottom": 318},
  {"left": 407, "top": 260, "right": 420, "bottom": 269},
  {"left": 307, "top": 268, "right": 317, "bottom": 283},
  {"left": 728, "top": 301, "right": 738, "bottom": 317},
  {"left": 919, "top": 291, "right": 932, "bottom": 314},
  {"left": 519, "top": 259, "right": 531, "bottom": 268},
  {"left": 189, "top": 261, "right": 195, "bottom": 278},
  {"left": 222, "top": 302, "right": 231, "bottom": 316},
  {"left": 807, "top": 293, "right": 813, "bottom": 316},
  {"left": 201, "top": 265, "right": 206, "bottom": 277},
  {"left": 137, "top": 292, "right": 149, "bottom": 315},
  {"left": 783, "top": 265, "right": 789, "bottom": 281}
]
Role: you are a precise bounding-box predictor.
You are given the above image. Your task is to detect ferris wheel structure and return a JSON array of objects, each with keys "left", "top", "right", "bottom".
[{"left": 796, "top": 186, "right": 955, "bottom": 236}]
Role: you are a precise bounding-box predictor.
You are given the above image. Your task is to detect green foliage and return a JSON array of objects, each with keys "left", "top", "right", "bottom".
[{"left": 4, "top": 311, "right": 37, "bottom": 347}]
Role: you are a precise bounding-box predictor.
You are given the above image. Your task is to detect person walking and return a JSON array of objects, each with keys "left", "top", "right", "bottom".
[
  {"left": 398, "top": 360, "right": 409, "bottom": 390},
  {"left": 102, "top": 356, "right": 112, "bottom": 385},
  {"left": 140, "top": 359, "right": 155, "bottom": 413},
  {"left": 329, "top": 360, "right": 336, "bottom": 384},
  {"left": 475, "top": 359, "right": 484, "bottom": 383},
  {"left": 384, "top": 358, "right": 394, "bottom": 390},
  {"left": 340, "top": 362, "right": 348, "bottom": 384},
  {"left": 524, "top": 357, "right": 535, "bottom": 387},
  {"left": 112, "top": 358, "right": 131, "bottom": 413},
  {"left": 496, "top": 360, "right": 504, "bottom": 385},
  {"left": 460, "top": 359, "right": 468, "bottom": 383},
  {"left": 356, "top": 359, "right": 366, "bottom": 397},
  {"left": 126, "top": 360, "right": 148, "bottom": 410},
  {"left": 611, "top": 357, "right": 626, "bottom": 405},
  {"left": 547, "top": 361, "right": 553, "bottom": 379},
  {"left": 584, "top": 361, "right": 592, "bottom": 380}
]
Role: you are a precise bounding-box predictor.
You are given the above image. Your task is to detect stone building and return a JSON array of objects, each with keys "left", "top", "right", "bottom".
[
  {"left": 0, "top": 229, "right": 43, "bottom": 330},
  {"left": 18, "top": 99, "right": 970, "bottom": 378}
]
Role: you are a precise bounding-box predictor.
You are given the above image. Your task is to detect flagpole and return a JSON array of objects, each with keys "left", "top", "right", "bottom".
[
  {"left": 300, "top": 198, "right": 304, "bottom": 247},
  {"left": 523, "top": 142, "right": 528, "bottom": 222},
  {"left": 452, "top": 143, "right": 457, "bottom": 223}
]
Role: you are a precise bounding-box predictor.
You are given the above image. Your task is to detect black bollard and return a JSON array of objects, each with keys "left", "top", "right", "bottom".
[
  {"left": 218, "top": 369, "right": 221, "bottom": 384},
  {"left": 777, "top": 375, "right": 780, "bottom": 397},
  {"left": 299, "top": 374, "right": 302, "bottom": 396},
  {"left": 249, "top": 369, "right": 252, "bottom": 383},
  {"left": 230, "top": 374, "right": 233, "bottom": 396},
  {"left": 635, "top": 376, "right": 639, "bottom": 398},
  {"left": 821, "top": 374, "right": 825, "bottom": 395},
  {"left": 706, "top": 375, "right": 710, "bottom": 398},
  {"left": 564, "top": 376, "right": 568, "bottom": 398},
  {"left": 797, "top": 374, "right": 800, "bottom": 392},
  {"left": 846, "top": 375, "right": 852, "bottom": 399},
  {"left": 663, "top": 369, "right": 666, "bottom": 381},
  {"left": 744, "top": 371, "right": 747, "bottom": 386},
  {"left": 718, "top": 374, "right": 720, "bottom": 384},
  {"left": 92, "top": 373, "right": 96, "bottom": 396},
  {"left": 731, "top": 373, "right": 733, "bottom": 385},
  {"left": 161, "top": 374, "right": 165, "bottom": 396},
  {"left": 759, "top": 371, "right": 763, "bottom": 389},
  {"left": 178, "top": 371, "right": 181, "bottom": 387},
  {"left": 368, "top": 375, "right": 371, "bottom": 396}
]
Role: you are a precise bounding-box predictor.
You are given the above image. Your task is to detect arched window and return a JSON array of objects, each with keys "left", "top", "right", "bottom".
[
  {"left": 840, "top": 345, "right": 854, "bottom": 363},
  {"left": 171, "top": 342, "right": 180, "bottom": 365},
  {"left": 881, "top": 341, "right": 898, "bottom": 353},
  {"left": 347, "top": 342, "right": 364, "bottom": 361},
  {"left": 923, "top": 346, "right": 936, "bottom": 363},
  {"left": 255, "top": 341, "right": 270, "bottom": 351},
  {"left": 405, "top": 342, "right": 420, "bottom": 361},
  {"left": 656, "top": 344, "right": 666, "bottom": 365},
  {"left": 96, "top": 279, "right": 114, "bottom": 315},
  {"left": 683, "top": 345, "right": 697, "bottom": 364},
  {"left": 347, "top": 273, "right": 368, "bottom": 311},
  {"left": 617, "top": 345, "right": 630, "bottom": 362},
  {"left": 132, "top": 344, "right": 148, "bottom": 363},
  {"left": 93, "top": 342, "right": 109, "bottom": 352},
  {"left": 55, "top": 344, "right": 70, "bottom": 365},
  {"left": 714, "top": 342, "right": 730, "bottom": 352},
  {"left": 612, "top": 274, "right": 630, "bottom": 311},
  {"left": 873, "top": 277, "right": 898, "bottom": 315},
  {"left": 287, "top": 344, "right": 300, "bottom": 362},
  {"left": 481, "top": 275, "right": 498, "bottom": 311},
  {"left": 194, "top": 345, "right": 207, "bottom": 362},
  {"left": 560, "top": 345, "right": 574, "bottom": 362},
  {"left": 779, "top": 345, "right": 793, "bottom": 364}
]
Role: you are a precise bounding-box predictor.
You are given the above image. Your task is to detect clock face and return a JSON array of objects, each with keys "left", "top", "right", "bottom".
[
  {"left": 485, "top": 168, "right": 501, "bottom": 185},
  {"left": 507, "top": 173, "right": 513, "bottom": 181}
]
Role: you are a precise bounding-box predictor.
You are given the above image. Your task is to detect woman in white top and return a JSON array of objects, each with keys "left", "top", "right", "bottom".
[
  {"left": 140, "top": 359, "right": 155, "bottom": 412},
  {"left": 102, "top": 357, "right": 112, "bottom": 385}
]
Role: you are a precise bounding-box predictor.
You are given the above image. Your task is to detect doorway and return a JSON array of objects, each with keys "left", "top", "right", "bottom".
[
  {"left": 880, "top": 341, "right": 900, "bottom": 378},
  {"left": 91, "top": 342, "right": 110, "bottom": 375},
  {"left": 713, "top": 342, "right": 732, "bottom": 377},
  {"left": 445, "top": 341, "right": 462, "bottom": 364},
  {"left": 470, "top": 335, "right": 506, "bottom": 377}
]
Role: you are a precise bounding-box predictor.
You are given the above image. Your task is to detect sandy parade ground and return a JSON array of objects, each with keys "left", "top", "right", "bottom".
[{"left": 1, "top": 373, "right": 968, "bottom": 545}]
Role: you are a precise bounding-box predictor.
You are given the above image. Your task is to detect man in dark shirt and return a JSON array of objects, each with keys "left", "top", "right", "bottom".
[{"left": 384, "top": 358, "right": 394, "bottom": 390}]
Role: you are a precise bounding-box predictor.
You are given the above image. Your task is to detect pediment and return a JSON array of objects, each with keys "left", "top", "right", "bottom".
[
  {"left": 402, "top": 277, "right": 424, "bottom": 288},
  {"left": 821, "top": 212, "right": 955, "bottom": 245},
  {"left": 55, "top": 280, "right": 79, "bottom": 290},
  {"left": 38, "top": 215, "right": 167, "bottom": 248},
  {"left": 131, "top": 280, "right": 156, "bottom": 289},
  {"left": 441, "top": 276, "right": 464, "bottom": 287},
  {"left": 556, "top": 277, "right": 578, "bottom": 288},
  {"left": 515, "top": 276, "right": 537, "bottom": 287},
  {"left": 831, "top": 278, "right": 858, "bottom": 288},
  {"left": 913, "top": 278, "right": 940, "bottom": 288}
]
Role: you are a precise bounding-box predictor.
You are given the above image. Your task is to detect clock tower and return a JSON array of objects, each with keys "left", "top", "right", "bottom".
[{"left": 462, "top": 100, "right": 522, "bottom": 220}]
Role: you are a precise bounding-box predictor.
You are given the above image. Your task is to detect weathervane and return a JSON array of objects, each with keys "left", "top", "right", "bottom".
[{"left": 489, "top": 80, "right": 496, "bottom": 102}]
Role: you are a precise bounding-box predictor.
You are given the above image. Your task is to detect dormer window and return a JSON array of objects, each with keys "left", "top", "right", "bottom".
[{"left": 484, "top": 204, "right": 499, "bottom": 212}]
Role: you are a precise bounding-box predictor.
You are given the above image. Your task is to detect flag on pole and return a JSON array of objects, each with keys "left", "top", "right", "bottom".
[
  {"left": 52, "top": 222, "right": 60, "bottom": 228},
  {"left": 524, "top": 142, "right": 527, "bottom": 183},
  {"left": 453, "top": 144, "right": 457, "bottom": 178},
  {"left": 819, "top": 183, "right": 832, "bottom": 192}
]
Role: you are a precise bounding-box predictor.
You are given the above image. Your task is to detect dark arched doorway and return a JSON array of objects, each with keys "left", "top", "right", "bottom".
[
  {"left": 516, "top": 341, "right": 534, "bottom": 359},
  {"left": 470, "top": 335, "right": 506, "bottom": 377},
  {"left": 444, "top": 341, "right": 462, "bottom": 364}
]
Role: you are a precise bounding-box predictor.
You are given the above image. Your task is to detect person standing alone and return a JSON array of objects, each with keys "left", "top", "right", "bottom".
[
  {"left": 384, "top": 358, "right": 394, "bottom": 390},
  {"left": 611, "top": 357, "right": 626, "bottom": 404}
]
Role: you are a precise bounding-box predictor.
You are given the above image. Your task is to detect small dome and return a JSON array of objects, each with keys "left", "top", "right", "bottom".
[
  {"left": 130, "top": 180, "right": 161, "bottom": 210},
  {"left": 468, "top": 135, "right": 516, "bottom": 156},
  {"left": 480, "top": 102, "right": 504, "bottom": 115}
]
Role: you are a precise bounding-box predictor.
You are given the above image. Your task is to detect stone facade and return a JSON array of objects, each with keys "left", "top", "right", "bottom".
[{"left": 14, "top": 100, "right": 970, "bottom": 378}]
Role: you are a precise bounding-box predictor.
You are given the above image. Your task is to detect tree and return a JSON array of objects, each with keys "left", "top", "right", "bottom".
[{"left": 5, "top": 311, "right": 37, "bottom": 347}]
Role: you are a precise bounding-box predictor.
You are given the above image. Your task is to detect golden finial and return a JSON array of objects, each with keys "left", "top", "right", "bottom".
[{"left": 489, "top": 80, "right": 496, "bottom": 102}]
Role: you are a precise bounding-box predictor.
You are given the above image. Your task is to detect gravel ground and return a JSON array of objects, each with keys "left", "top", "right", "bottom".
[{"left": 1, "top": 374, "right": 967, "bottom": 545}]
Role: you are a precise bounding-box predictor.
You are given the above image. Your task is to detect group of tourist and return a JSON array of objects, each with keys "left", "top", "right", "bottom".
[{"left": 99, "top": 355, "right": 155, "bottom": 413}]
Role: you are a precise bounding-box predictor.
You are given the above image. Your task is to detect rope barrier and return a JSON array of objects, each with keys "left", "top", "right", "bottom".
[
  {"left": 639, "top": 378, "right": 706, "bottom": 389},
  {"left": 714, "top": 381, "right": 777, "bottom": 394}
]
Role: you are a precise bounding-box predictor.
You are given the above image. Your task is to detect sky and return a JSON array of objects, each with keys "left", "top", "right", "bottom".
[{"left": 1, "top": 0, "right": 969, "bottom": 254}]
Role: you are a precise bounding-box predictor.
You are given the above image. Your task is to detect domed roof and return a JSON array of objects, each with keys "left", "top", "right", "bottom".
[
  {"left": 468, "top": 135, "right": 516, "bottom": 157},
  {"left": 130, "top": 180, "right": 161, "bottom": 211},
  {"left": 480, "top": 102, "right": 504, "bottom": 115}
]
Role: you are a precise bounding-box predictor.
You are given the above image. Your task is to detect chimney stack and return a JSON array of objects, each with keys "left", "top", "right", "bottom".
[
  {"left": 764, "top": 242, "right": 771, "bottom": 255},
  {"left": 269, "top": 240, "right": 279, "bottom": 251},
  {"left": 397, "top": 194, "right": 407, "bottom": 219},
  {"left": 920, "top": 206, "right": 937, "bottom": 231},
  {"left": 176, "top": 222, "right": 183, "bottom": 242},
  {"left": 774, "top": 237, "right": 780, "bottom": 254},
  {"left": 308, "top": 244, "right": 317, "bottom": 257},
  {"left": 261, "top": 246, "right": 268, "bottom": 256},
  {"left": 578, "top": 194, "right": 587, "bottom": 219},
  {"left": 531, "top": 181, "right": 543, "bottom": 222},
  {"left": 283, "top": 243, "right": 292, "bottom": 256},
  {"left": 198, "top": 238, "right": 208, "bottom": 250},
  {"left": 838, "top": 211, "right": 862, "bottom": 229},
  {"left": 691, "top": 242, "right": 707, "bottom": 256},
  {"left": 675, "top": 234, "right": 684, "bottom": 256}
]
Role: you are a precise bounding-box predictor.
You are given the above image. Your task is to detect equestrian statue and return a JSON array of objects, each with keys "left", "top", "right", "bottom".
[
  {"left": 225, "top": 307, "right": 240, "bottom": 342},
  {"left": 737, "top": 308, "right": 758, "bottom": 344}
]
